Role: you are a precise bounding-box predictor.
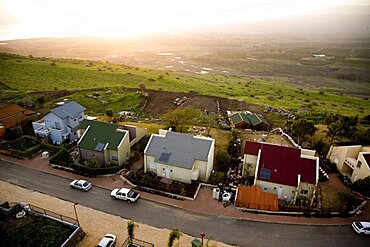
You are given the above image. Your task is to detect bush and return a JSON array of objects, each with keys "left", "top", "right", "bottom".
[
  {"left": 338, "top": 191, "right": 360, "bottom": 210},
  {"left": 214, "top": 150, "right": 231, "bottom": 172},
  {"left": 208, "top": 171, "right": 227, "bottom": 185},
  {"left": 105, "top": 109, "right": 114, "bottom": 117},
  {"left": 49, "top": 148, "right": 72, "bottom": 165},
  {"left": 351, "top": 176, "right": 370, "bottom": 197},
  {"left": 70, "top": 164, "right": 122, "bottom": 176}
]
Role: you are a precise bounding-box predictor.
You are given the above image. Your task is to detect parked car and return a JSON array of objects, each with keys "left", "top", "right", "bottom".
[
  {"left": 97, "top": 234, "right": 117, "bottom": 247},
  {"left": 110, "top": 188, "right": 140, "bottom": 203},
  {"left": 352, "top": 221, "right": 370, "bottom": 236},
  {"left": 70, "top": 179, "right": 92, "bottom": 191}
]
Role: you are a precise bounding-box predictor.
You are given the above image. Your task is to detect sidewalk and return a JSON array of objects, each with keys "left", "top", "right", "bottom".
[{"left": 1, "top": 153, "right": 369, "bottom": 225}]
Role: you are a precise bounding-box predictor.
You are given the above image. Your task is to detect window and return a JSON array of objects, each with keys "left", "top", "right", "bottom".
[
  {"left": 260, "top": 168, "right": 271, "bottom": 180},
  {"left": 55, "top": 122, "right": 61, "bottom": 129},
  {"left": 357, "top": 160, "right": 362, "bottom": 168},
  {"left": 262, "top": 186, "right": 268, "bottom": 192},
  {"left": 74, "top": 119, "right": 77, "bottom": 122},
  {"left": 112, "top": 156, "right": 118, "bottom": 161}
]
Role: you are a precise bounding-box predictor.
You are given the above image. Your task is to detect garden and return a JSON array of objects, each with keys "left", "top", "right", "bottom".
[{"left": 0, "top": 215, "right": 75, "bottom": 247}]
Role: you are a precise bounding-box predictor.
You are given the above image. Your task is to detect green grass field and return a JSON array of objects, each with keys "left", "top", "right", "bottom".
[{"left": 0, "top": 53, "right": 369, "bottom": 117}]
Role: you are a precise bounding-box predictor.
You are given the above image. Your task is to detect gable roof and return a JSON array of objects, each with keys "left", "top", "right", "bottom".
[
  {"left": 230, "top": 112, "right": 269, "bottom": 126},
  {"left": 0, "top": 104, "right": 35, "bottom": 129},
  {"left": 145, "top": 131, "right": 213, "bottom": 169},
  {"left": 51, "top": 101, "right": 85, "bottom": 119},
  {"left": 244, "top": 141, "right": 317, "bottom": 187},
  {"left": 78, "top": 120, "right": 127, "bottom": 151}
]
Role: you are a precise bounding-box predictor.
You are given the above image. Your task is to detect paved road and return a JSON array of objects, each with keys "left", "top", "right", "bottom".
[{"left": 0, "top": 160, "right": 369, "bottom": 247}]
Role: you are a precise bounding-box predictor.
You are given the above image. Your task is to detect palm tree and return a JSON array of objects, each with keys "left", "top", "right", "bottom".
[
  {"left": 168, "top": 228, "right": 182, "bottom": 247},
  {"left": 127, "top": 220, "right": 138, "bottom": 246}
]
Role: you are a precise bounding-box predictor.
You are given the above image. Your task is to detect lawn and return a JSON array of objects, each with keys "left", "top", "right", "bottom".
[{"left": 0, "top": 53, "right": 369, "bottom": 118}]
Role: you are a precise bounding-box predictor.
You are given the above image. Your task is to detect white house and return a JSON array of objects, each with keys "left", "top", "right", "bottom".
[
  {"left": 243, "top": 141, "right": 319, "bottom": 203},
  {"left": 144, "top": 130, "right": 215, "bottom": 184},
  {"left": 32, "top": 101, "right": 86, "bottom": 144},
  {"left": 327, "top": 145, "right": 370, "bottom": 182}
]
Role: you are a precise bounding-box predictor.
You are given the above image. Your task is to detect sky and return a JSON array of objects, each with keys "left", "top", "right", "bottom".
[{"left": 0, "top": 0, "right": 369, "bottom": 40}]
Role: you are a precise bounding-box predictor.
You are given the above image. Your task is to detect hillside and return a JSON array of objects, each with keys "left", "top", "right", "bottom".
[{"left": 0, "top": 52, "right": 368, "bottom": 118}]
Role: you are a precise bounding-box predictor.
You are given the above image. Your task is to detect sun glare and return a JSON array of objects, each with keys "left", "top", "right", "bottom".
[{"left": 0, "top": 0, "right": 364, "bottom": 39}]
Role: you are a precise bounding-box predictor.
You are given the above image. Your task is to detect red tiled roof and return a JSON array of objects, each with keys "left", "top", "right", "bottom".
[
  {"left": 244, "top": 141, "right": 317, "bottom": 187},
  {"left": 244, "top": 141, "right": 262, "bottom": 155},
  {"left": 0, "top": 104, "right": 32, "bottom": 129}
]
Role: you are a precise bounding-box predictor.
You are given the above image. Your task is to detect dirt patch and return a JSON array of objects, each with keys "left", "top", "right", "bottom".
[{"left": 144, "top": 89, "right": 265, "bottom": 117}]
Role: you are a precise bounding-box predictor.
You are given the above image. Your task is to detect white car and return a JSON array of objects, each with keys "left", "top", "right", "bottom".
[
  {"left": 97, "top": 234, "right": 116, "bottom": 247},
  {"left": 110, "top": 188, "right": 140, "bottom": 203},
  {"left": 352, "top": 221, "right": 370, "bottom": 236},
  {"left": 70, "top": 179, "right": 92, "bottom": 191}
]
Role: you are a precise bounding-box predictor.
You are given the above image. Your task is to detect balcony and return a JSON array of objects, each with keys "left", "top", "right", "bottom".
[{"left": 344, "top": 157, "right": 357, "bottom": 170}]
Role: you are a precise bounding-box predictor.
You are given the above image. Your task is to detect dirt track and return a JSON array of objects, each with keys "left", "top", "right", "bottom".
[{"left": 144, "top": 89, "right": 263, "bottom": 117}]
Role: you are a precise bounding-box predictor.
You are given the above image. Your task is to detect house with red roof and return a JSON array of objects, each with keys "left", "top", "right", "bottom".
[
  {"left": 0, "top": 104, "right": 35, "bottom": 138},
  {"left": 242, "top": 141, "right": 319, "bottom": 204},
  {"left": 327, "top": 145, "right": 370, "bottom": 183}
]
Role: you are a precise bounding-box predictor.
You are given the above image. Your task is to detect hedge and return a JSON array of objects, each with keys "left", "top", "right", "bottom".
[{"left": 70, "top": 164, "right": 123, "bottom": 176}]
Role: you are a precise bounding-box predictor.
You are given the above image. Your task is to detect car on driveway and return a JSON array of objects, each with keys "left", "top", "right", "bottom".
[
  {"left": 110, "top": 188, "right": 140, "bottom": 203},
  {"left": 352, "top": 221, "right": 370, "bottom": 236},
  {"left": 70, "top": 179, "right": 92, "bottom": 191},
  {"left": 97, "top": 233, "right": 116, "bottom": 247}
]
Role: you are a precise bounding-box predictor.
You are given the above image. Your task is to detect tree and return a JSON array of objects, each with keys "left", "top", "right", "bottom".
[
  {"left": 214, "top": 150, "right": 231, "bottom": 172},
  {"left": 286, "top": 118, "right": 316, "bottom": 143},
  {"left": 162, "top": 107, "right": 201, "bottom": 132},
  {"left": 167, "top": 228, "right": 182, "bottom": 247},
  {"left": 201, "top": 113, "right": 218, "bottom": 136},
  {"left": 326, "top": 120, "right": 343, "bottom": 146},
  {"left": 127, "top": 220, "right": 138, "bottom": 245}
]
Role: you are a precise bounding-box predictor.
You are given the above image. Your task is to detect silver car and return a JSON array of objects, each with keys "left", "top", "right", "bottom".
[
  {"left": 352, "top": 221, "right": 370, "bottom": 236},
  {"left": 70, "top": 179, "right": 92, "bottom": 191}
]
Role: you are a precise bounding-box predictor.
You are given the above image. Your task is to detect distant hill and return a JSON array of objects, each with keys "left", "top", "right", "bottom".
[{"left": 215, "top": 5, "right": 370, "bottom": 36}]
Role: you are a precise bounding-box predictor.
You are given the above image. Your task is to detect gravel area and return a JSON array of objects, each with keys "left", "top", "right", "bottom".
[{"left": 0, "top": 181, "right": 232, "bottom": 247}]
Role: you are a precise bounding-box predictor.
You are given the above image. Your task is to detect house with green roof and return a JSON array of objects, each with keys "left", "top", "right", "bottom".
[
  {"left": 78, "top": 120, "right": 133, "bottom": 166},
  {"left": 228, "top": 111, "right": 270, "bottom": 131}
]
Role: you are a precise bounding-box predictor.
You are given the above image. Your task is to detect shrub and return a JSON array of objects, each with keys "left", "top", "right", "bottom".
[
  {"left": 351, "top": 176, "right": 370, "bottom": 197},
  {"left": 208, "top": 171, "right": 227, "bottom": 185},
  {"left": 105, "top": 109, "right": 114, "bottom": 117},
  {"left": 338, "top": 191, "right": 360, "bottom": 210},
  {"left": 49, "top": 147, "right": 72, "bottom": 165}
]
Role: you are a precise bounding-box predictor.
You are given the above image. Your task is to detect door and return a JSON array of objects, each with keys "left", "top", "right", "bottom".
[
  {"left": 165, "top": 168, "right": 171, "bottom": 179},
  {"left": 277, "top": 188, "right": 283, "bottom": 199}
]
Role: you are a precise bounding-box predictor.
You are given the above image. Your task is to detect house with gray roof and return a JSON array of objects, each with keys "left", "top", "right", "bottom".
[
  {"left": 78, "top": 120, "right": 132, "bottom": 166},
  {"left": 32, "top": 101, "right": 86, "bottom": 144},
  {"left": 144, "top": 130, "right": 215, "bottom": 183}
]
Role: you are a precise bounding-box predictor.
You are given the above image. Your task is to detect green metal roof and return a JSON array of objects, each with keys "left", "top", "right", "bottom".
[
  {"left": 230, "top": 112, "right": 243, "bottom": 125},
  {"left": 229, "top": 112, "right": 270, "bottom": 126},
  {"left": 78, "top": 120, "right": 127, "bottom": 151}
]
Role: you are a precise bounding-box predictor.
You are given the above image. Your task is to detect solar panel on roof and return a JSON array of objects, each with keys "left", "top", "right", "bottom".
[
  {"left": 159, "top": 152, "right": 171, "bottom": 163},
  {"left": 260, "top": 168, "right": 271, "bottom": 180},
  {"left": 95, "top": 142, "right": 105, "bottom": 151}
]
